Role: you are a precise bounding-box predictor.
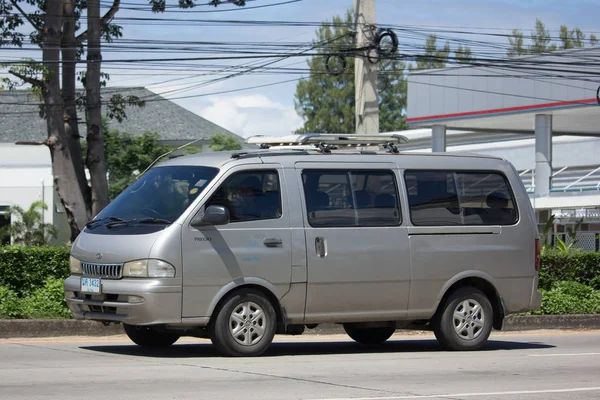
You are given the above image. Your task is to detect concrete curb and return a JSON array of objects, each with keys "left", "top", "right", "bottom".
[{"left": 2, "top": 315, "right": 600, "bottom": 339}]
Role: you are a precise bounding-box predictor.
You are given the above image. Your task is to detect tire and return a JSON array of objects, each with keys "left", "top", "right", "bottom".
[
  {"left": 432, "top": 287, "right": 493, "bottom": 351},
  {"left": 123, "top": 324, "right": 180, "bottom": 347},
  {"left": 209, "top": 289, "right": 277, "bottom": 357},
  {"left": 343, "top": 324, "right": 395, "bottom": 345}
]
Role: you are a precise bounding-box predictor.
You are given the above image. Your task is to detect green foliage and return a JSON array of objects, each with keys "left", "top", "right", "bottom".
[
  {"left": 20, "top": 278, "right": 72, "bottom": 319},
  {"left": 0, "top": 246, "right": 70, "bottom": 296},
  {"left": 508, "top": 19, "right": 597, "bottom": 56},
  {"left": 0, "top": 279, "right": 72, "bottom": 319},
  {"left": 0, "top": 201, "right": 58, "bottom": 246},
  {"left": 209, "top": 133, "right": 242, "bottom": 151},
  {"left": 294, "top": 11, "right": 410, "bottom": 134},
  {"left": 532, "top": 281, "right": 600, "bottom": 315},
  {"left": 99, "top": 125, "right": 172, "bottom": 200},
  {"left": 0, "top": 286, "right": 22, "bottom": 318},
  {"left": 294, "top": 11, "right": 358, "bottom": 134},
  {"left": 409, "top": 34, "right": 451, "bottom": 71},
  {"left": 539, "top": 250, "right": 600, "bottom": 290}
]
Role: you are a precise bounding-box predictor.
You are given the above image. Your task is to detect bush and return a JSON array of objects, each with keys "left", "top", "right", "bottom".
[
  {"left": 20, "top": 278, "right": 72, "bottom": 319},
  {"left": 0, "top": 279, "right": 72, "bottom": 319},
  {"left": 0, "top": 286, "right": 23, "bottom": 318},
  {"left": 0, "top": 246, "right": 70, "bottom": 296},
  {"left": 532, "top": 281, "right": 600, "bottom": 315},
  {"left": 539, "top": 250, "right": 600, "bottom": 290}
]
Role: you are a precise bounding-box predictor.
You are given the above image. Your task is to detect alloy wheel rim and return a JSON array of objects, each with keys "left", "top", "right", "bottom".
[
  {"left": 229, "top": 301, "right": 266, "bottom": 346},
  {"left": 452, "top": 299, "right": 485, "bottom": 340}
]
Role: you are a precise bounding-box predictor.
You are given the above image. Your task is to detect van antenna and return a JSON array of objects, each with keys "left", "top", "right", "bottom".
[{"left": 135, "top": 138, "right": 203, "bottom": 180}]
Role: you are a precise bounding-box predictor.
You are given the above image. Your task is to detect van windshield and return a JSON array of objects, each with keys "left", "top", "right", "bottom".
[{"left": 91, "top": 165, "right": 219, "bottom": 230}]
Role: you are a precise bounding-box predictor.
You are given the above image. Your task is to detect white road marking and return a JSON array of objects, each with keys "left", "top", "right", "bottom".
[
  {"left": 308, "top": 386, "right": 600, "bottom": 400},
  {"left": 529, "top": 352, "right": 600, "bottom": 357}
]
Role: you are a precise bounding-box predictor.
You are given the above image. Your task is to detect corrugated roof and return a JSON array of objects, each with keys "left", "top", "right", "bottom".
[{"left": 0, "top": 87, "right": 244, "bottom": 144}]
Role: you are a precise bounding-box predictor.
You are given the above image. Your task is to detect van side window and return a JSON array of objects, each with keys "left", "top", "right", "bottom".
[
  {"left": 205, "top": 170, "right": 282, "bottom": 223},
  {"left": 405, "top": 170, "right": 517, "bottom": 226},
  {"left": 301, "top": 169, "right": 401, "bottom": 227}
]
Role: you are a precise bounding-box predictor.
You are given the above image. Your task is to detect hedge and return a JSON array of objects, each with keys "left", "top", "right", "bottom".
[
  {"left": 0, "top": 246, "right": 599, "bottom": 319},
  {"left": 539, "top": 249, "right": 600, "bottom": 290},
  {"left": 4, "top": 246, "right": 600, "bottom": 294},
  {"left": 0, "top": 246, "right": 71, "bottom": 296}
]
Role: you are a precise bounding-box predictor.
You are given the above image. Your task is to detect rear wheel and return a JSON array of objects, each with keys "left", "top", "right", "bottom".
[
  {"left": 123, "top": 324, "right": 180, "bottom": 347},
  {"left": 343, "top": 324, "right": 396, "bottom": 345},
  {"left": 209, "top": 289, "right": 277, "bottom": 357},
  {"left": 432, "top": 287, "right": 493, "bottom": 351}
]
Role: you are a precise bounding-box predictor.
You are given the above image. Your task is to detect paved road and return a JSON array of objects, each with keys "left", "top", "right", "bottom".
[{"left": 1, "top": 330, "right": 600, "bottom": 400}]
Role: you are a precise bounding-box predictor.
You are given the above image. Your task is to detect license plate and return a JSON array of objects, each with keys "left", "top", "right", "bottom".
[{"left": 81, "top": 277, "right": 101, "bottom": 294}]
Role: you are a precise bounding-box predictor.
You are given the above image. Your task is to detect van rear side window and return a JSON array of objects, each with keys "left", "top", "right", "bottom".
[
  {"left": 302, "top": 169, "right": 401, "bottom": 227},
  {"left": 405, "top": 170, "right": 518, "bottom": 226}
]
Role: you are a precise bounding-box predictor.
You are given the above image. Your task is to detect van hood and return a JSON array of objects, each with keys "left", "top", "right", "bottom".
[{"left": 71, "top": 228, "right": 166, "bottom": 264}]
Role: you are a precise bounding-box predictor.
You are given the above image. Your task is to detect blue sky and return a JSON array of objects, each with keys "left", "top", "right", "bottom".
[{"left": 3, "top": 0, "right": 599, "bottom": 138}]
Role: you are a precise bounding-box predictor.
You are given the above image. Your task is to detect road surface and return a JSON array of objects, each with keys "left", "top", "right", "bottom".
[{"left": 1, "top": 330, "right": 599, "bottom": 400}]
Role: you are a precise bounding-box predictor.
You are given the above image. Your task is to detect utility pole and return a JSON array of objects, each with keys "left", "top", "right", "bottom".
[{"left": 354, "top": 0, "right": 378, "bottom": 134}]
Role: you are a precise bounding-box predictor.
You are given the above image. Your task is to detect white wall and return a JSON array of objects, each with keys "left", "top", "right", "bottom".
[{"left": 0, "top": 144, "right": 70, "bottom": 245}]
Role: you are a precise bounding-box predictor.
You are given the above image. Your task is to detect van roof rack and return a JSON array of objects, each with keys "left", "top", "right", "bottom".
[{"left": 246, "top": 133, "right": 410, "bottom": 154}]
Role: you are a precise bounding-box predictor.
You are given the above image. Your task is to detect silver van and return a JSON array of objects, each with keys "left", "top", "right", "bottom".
[{"left": 64, "top": 133, "right": 542, "bottom": 357}]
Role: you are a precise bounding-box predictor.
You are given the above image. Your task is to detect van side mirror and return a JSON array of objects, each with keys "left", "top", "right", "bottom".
[{"left": 191, "top": 205, "right": 230, "bottom": 228}]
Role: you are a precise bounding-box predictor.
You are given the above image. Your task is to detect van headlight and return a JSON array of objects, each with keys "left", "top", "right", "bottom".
[
  {"left": 69, "top": 256, "right": 82, "bottom": 275},
  {"left": 122, "top": 259, "right": 176, "bottom": 278}
]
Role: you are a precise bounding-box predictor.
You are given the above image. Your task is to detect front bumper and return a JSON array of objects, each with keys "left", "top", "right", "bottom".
[{"left": 64, "top": 275, "right": 182, "bottom": 326}]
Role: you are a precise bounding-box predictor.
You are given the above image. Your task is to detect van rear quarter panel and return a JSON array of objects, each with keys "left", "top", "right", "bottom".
[
  {"left": 408, "top": 224, "right": 535, "bottom": 317},
  {"left": 402, "top": 157, "right": 537, "bottom": 318}
]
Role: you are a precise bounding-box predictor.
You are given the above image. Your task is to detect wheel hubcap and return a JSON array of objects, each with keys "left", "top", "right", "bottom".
[
  {"left": 452, "top": 299, "right": 485, "bottom": 340},
  {"left": 229, "top": 301, "right": 266, "bottom": 346}
]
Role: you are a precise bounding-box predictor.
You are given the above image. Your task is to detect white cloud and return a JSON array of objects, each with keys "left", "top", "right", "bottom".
[{"left": 181, "top": 94, "right": 304, "bottom": 138}]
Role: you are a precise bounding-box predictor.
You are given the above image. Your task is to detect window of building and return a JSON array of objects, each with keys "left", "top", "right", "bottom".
[
  {"left": 0, "top": 206, "right": 11, "bottom": 245},
  {"left": 405, "top": 170, "right": 518, "bottom": 226},
  {"left": 301, "top": 169, "right": 401, "bottom": 227},
  {"left": 205, "top": 170, "right": 282, "bottom": 223}
]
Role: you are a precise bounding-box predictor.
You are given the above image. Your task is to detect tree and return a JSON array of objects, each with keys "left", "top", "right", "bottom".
[
  {"left": 530, "top": 19, "right": 556, "bottom": 54},
  {"left": 294, "top": 11, "right": 408, "bottom": 134},
  {"left": 0, "top": 201, "right": 58, "bottom": 246},
  {"left": 0, "top": 0, "right": 246, "bottom": 241},
  {"left": 409, "top": 34, "right": 451, "bottom": 71},
  {"left": 81, "top": 124, "right": 171, "bottom": 200},
  {"left": 455, "top": 44, "right": 474, "bottom": 64},
  {"left": 507, "top": 29, "right": 526, "bottom": 57},
  {"left": 210, "top": 133, "right": 243, "bottom": 151},
  {"left": 508, "top": 19, "right": 597, "bottom": 57}
]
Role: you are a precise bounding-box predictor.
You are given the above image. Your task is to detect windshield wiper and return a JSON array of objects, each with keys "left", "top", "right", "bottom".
[
  {"left": 85, "top": 216, "right": 125, "bottom": 229},
  {"left": 106, "top": 217, "right": 172, "bottom": 228},
  {"left": 138, "top": 218, "right": 172, "bottom": 224}
]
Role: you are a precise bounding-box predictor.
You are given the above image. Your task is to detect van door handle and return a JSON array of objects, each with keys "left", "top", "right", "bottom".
[
  {"left": 263, "top": 238, "right": 282, "bottom": 247},
  {"left": 315, "top": 237, "right": 327, "bottom": 257}
]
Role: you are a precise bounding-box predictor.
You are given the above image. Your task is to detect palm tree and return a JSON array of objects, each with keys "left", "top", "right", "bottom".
[{"left": 0, "top": 201, "right": 58, "bottom": 246}]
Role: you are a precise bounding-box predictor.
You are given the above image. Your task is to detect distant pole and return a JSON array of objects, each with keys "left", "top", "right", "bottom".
[{"left": 354, "top": 0, "right": 378, "bottom": 134}]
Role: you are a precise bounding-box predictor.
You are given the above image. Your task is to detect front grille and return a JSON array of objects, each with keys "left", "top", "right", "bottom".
[{"left": 82, "top": 262, "right": 123, "bottom": 279}]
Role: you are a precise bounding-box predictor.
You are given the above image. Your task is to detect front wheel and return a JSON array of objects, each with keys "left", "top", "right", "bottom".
[
  {"left": 123, "top": 324, "right": 180, "bottom": 347},
  {"left": 209, "top": 289, "right": 277, "bottom": 357},
  {"left": 432, "top": 287, "right": 493, "bottom": 351},
  {"left": 343, "top": 324, "right": 396, "bottom": 345}
]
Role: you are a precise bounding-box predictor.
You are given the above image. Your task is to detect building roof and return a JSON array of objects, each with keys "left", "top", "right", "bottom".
[
  {"left": 0, "top": 87, "right": 244, "bottom": 144},
  {"left": 406, "top": 47, "right": 600, "bottom": 136}
]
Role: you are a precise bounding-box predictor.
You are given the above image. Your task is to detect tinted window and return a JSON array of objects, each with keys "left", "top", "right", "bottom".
[
  {"left": 405, "top": 170, "right": 517, "bottom": 226},
  {"left": 206, "top": 170, "right": 281, "bottom": 223},
  {"left": 302, "top": 170, "right": 401, "bottom": 227}
]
